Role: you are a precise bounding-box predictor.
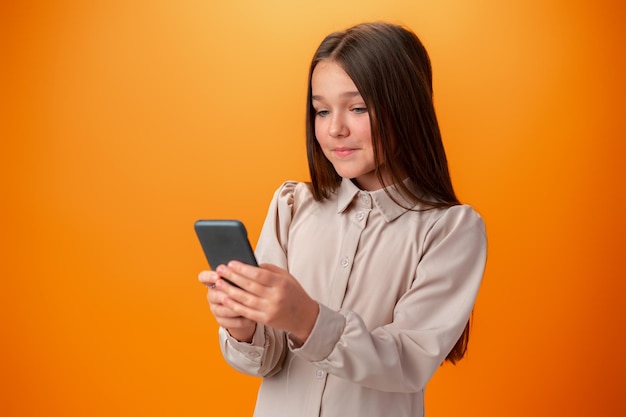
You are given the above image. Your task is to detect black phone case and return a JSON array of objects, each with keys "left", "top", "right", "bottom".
[{"left": 194, "top": 219, "right": 258, "bottom": 269}]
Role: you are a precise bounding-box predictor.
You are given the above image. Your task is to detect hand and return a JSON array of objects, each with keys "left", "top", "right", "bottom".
[
  {"left": 198, "top": 269, "right": 257, "bottom": 342},
  {"left": 213, "top": 261, "right": 320, "bottom": 344}
]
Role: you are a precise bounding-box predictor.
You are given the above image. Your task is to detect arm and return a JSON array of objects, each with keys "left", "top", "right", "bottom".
[
  {"left": 292, "top": 205, "right": 487, "bottom": 392},
  {"left": 216, "top": 182, "right": 300, "bottom": 377}
]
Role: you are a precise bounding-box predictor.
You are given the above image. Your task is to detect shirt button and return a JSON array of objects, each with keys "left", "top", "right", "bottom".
[
  {"left": 356, "top": 211, "right": 365, "bottom": 221},
  {"left": 360, "top": 194, "right": 370, "bottom": 204},
  {"left": 340, "top": 257, "right": 349, "bottom": 268},
  {"left": 316, "top": 369, "right": 325, "bottom": 379},
  {"left": 250, "top": 352, "right": 261, "bottom": 358}
]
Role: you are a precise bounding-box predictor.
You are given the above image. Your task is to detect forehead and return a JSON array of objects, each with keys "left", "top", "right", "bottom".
[{"left": 311, "top": 60, "right": 359, "bottom": 95}]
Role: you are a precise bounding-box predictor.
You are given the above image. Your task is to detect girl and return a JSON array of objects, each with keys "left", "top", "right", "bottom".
[{"left": 199, "top": 21, "right": 487, "bottom": 417}]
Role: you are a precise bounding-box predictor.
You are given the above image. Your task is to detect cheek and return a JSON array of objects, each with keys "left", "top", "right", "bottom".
[
  {"left": 355, "top": 121, "right": 373, "bottom": 152},
  {"left": 358, "top": 116, "right": 372, "bottom": 137}
]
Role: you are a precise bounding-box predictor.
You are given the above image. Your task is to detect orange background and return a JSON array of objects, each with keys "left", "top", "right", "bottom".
[{"left": 2, "top": 1, "right": 625, "bottom": 416}]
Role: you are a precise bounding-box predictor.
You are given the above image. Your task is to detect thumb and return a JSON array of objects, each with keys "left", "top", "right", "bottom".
[{"left": 259, "top": 263, "right": 285, "bottom": 273}]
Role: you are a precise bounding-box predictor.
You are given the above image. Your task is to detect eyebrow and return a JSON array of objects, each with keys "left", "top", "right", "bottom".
[{"left": 311, "top": 91, "right": 362, "bottom": 101}]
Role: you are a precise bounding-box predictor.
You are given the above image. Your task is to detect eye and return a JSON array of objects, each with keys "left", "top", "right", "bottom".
[
  {"left": 315, "top": 109, "right": 330, "bottom": 117},
  {"left": 352, "top": 106, "right": 368, "bottom": 114}
]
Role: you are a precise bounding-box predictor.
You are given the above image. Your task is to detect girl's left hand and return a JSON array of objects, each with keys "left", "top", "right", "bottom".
[{"left": 214, "top": 261, "right": 319, "bottom": 344}]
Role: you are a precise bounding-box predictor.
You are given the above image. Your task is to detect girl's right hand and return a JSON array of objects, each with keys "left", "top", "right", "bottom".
[{"left": 198, "top": 269, "right": 257, "bottom": 343}]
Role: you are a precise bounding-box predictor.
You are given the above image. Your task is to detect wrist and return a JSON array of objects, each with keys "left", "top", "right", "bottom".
[
  {"left": 227, "top": 325, "right": 256, "bottom": 343},
  {"left": 290, "top": 301, "right": 320, "bottom": 344}
]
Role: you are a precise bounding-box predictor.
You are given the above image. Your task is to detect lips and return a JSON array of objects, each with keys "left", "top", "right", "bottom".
[{"left": 333, "top": 147, "right": 357, "bottom": 158}]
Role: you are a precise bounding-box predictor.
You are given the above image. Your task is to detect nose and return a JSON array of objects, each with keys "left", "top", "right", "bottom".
[{"left": 329, "top": 113, "right": 349, "bottom": 138}]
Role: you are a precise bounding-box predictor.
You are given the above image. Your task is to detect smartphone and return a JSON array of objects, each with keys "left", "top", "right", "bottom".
[{"left": 194, "top": 220, "right": 258, "bottom": 274}]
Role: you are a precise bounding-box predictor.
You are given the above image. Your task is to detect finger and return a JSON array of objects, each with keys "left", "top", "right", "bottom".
[
  {"left": 213, "top": 265, "right": 245, "bottom": 293},
  {"left": 214, "top": 272, "right": 273, "bottom": 313},
  {"left": 208, "top": 282, "right": 259, "bottom": 308},
  {"left": 210, "top": 302, "right": 244, "bottom": 319},
  {"left": 198, "top": 270, "right": 218, "bottom": 288},
  {"left": 221, "top": 296, "right": 269, "bottom": 325},
  {"left": 215, "top": 316, "right": 255, "bottom": 330},
  {"left": 219, "top": 285, "right": 273, "bottom": 323},
  {"left": 259, "top": 263, "right": 284, "bottom": 274},
  {"left": 208, "top": 285, "right": 235, "bottom": 306},
  {"left": 219, "top": 262, "right": 271, "bottom": 294},
  {"left": 208, "top": 291, "right": 248, "bottom": 320},
  {"left": 227, "top": 261, "right": 270, "bottom": 284}
]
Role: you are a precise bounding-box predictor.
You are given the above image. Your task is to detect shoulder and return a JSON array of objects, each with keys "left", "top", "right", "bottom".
[
  {"left": 273, "top": 180, "right": 312, "bottom": 198},
  {"left": 272, "top": 181, "right": 316, "bottom": 209},
  {"left": 425, "top": 204, "right": 486, "bottom": 244},
  {"left": 438, "top": 204, "right": 485, "bottom": 228},
  {"left": 274, "top": 181, "right": 313, "bottom": 204}
]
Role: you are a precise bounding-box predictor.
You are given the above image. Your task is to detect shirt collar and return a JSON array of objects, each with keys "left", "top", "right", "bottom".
[{"left": 336, "top": 178, "right": 422, "bottom": 223}]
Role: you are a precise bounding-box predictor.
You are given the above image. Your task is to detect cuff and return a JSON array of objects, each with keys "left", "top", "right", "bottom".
[
  {"left": 219, "top": 324, "right": 265, "bottom": 363},
  {"left": 289, "top": 303, "right": 346, "bottom": 363}
]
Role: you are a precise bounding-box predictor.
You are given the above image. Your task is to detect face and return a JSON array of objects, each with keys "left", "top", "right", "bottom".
[{"left": 311, "top": 60, "right": 384, "bottom": 191}]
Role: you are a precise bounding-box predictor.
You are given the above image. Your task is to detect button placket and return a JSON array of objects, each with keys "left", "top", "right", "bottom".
[{"left": 327, "top": 191, "right": 372, "bottom": 309}]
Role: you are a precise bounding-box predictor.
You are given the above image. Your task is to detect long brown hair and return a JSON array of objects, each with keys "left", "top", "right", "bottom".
[{"left": 305, "top": 22, "right": 470, "bottom": 364}]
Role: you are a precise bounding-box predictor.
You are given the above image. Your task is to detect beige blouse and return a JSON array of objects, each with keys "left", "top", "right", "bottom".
[{"left": 218, "top": 179, "right": 487, "bottom": 417}]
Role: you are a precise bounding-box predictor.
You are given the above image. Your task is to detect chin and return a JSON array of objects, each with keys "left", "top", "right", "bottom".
[
  {"left": 331, "top": 165, "right": 360, "bottom": 179},
  {"left": 334, "top": 170, "right": 360, "bottom": 180}
]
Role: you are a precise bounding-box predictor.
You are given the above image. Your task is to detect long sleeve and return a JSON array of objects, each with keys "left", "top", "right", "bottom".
[
  {"left": 218, "top": 182, "right": 299, "bottom": 377},
  {"left": 292, "top": 204, "right": 487, "bottom": 392},
  {"left": 216, "top": 178, "right": 488, "bottom": 417}
]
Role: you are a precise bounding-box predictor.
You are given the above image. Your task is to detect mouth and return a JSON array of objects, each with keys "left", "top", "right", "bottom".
[{"left": 333, "top": 147, "right": 357, "bottom": 158}]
